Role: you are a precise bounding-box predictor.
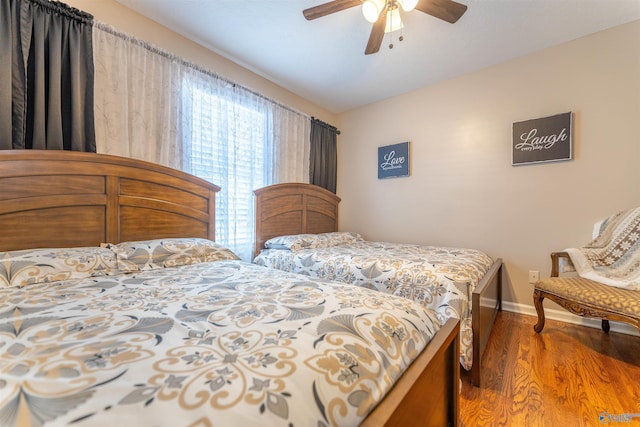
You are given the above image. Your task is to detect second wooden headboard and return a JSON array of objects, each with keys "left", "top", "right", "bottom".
[
  {"left": 0, "top": 150, "right": 220, "bottom": 252},
  {"left": 253, "top": 183, "right": 341, "bottom": 258}
]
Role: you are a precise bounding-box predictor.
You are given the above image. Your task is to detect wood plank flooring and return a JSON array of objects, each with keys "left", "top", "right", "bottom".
[{"left": 460, "top": 311, "right": 640, "bottom": 427}]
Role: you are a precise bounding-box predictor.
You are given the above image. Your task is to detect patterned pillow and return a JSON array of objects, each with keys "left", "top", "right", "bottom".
[
  {"left": 110, "top": 238, "right": 240, "bottom": 271},
  {"left": 0, "top": 247, "right": 119, "bottom": 288},
  {"left": 264, "top": 232, "right": 363, "bottom": 252}
]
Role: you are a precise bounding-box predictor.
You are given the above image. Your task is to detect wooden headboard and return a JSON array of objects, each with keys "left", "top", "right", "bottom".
[
  {"left": 253, "top": 183, "right": 340, "bottom": 258},
  {"left": 0, "top": 150, "right": 219, "bottom": 252}
]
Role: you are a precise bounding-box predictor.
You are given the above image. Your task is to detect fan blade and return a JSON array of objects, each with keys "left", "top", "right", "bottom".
[
  {"left": 303, "top": 0, "right": 362, "bottom": 20},
  {"left": 364, "top": 4, "right": 388, "bottom": 55},
  {"left": 415, "top": 0, "right": 467, "bottom": 23}
]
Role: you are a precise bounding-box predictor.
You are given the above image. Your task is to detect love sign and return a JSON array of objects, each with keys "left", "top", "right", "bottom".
[{"left": 378, "top": 142, "right": 410, "bottom": 179}]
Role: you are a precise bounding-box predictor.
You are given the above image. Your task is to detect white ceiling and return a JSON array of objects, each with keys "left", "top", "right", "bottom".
[{"left": 114, "top": 0, "right": 640, "bottom": 113}]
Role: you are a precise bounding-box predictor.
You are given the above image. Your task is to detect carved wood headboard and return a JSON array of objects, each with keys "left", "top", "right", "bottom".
[
  {"left": 253, "top": 183, "right": 341, "bottom": 258},
  {"left": 0, "top": 150, "right": 220, "bottom": 252}
]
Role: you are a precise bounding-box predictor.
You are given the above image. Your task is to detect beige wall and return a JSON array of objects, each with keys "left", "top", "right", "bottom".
[
  {"left": 337, "top": 21, "right": 640, "bottom": 314},
  {"left": 67, "top": 0, "right": 337, "bottom": 124}
]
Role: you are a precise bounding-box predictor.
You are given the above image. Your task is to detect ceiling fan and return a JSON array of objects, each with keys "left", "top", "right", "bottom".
[{"left": 303, "top": 0, "right": 467, "bottom": 55}]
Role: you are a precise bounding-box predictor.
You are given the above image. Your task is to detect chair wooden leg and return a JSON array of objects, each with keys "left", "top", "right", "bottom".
[
  {"left": 533, "top": 289, "right": 546, "bottom": 333},
  {"left": 602, "top": 319, "right": 610, "bottom": 333}
]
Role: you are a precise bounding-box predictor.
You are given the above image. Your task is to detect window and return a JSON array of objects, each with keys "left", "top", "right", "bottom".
[
  {"left": 92, "top": 22, "right": 311, "bottom": 262},
  {"left": 183, "top": 80, "right": 268, "bottom": 261}
]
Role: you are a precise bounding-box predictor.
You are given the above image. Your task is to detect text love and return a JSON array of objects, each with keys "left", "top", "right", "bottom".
[{"left": 380, "top": 150, "right": 405, "bottom": 170}]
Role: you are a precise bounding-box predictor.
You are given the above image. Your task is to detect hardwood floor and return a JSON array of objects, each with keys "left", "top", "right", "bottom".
[{"left": 460, "top": 311, "right": 640, "bottom": 427}]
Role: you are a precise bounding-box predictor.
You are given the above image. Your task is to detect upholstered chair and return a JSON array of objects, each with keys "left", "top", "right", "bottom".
[{"left": 533, "top": 252, "right": 640, "bottom": 333}]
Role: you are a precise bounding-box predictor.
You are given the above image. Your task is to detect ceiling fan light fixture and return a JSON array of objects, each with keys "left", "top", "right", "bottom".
[
  {"left": 384, "top": 7, "right": 403, "bottom": 33},
  {"left": 302, "top": 0, "right": 469, "bottom": 55},
  {"left": 362, "top": 0, "right": 384, "bottom": 23},
  {"left": 398, "top": 0, "right": 418, "bottom": 12}
]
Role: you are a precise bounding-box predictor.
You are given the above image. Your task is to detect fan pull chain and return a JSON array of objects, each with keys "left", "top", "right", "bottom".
[
  {"left": 388, "top": 5, "right": 395, "bottom": 49},
  {"left": 388, "top": 6, "right": 405, "bottom": 50}
]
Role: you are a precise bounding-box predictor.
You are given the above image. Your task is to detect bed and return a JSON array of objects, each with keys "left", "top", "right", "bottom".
[
  {"left": 0, "top": 150, "right": 460, "bottom": 427},
  {"left": 253, "top": 183, "right": 502, "bottom": 387}
]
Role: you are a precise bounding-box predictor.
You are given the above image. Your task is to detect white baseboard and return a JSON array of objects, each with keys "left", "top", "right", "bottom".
[{"left": 501, "top": 301, "right": 639, "bottom": 337}]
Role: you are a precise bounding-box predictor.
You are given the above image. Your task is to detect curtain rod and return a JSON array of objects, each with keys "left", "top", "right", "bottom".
[
  {"left": 93, "top": 21, "right": 310, "bottom": 120},
  {"left": 311, "top": 117, "right": 341, "bottom": 135}
]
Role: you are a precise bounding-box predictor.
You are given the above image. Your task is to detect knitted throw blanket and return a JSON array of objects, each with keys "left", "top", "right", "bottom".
[{"left": 565, "top": 207, "right": 640, "bottom": 290}]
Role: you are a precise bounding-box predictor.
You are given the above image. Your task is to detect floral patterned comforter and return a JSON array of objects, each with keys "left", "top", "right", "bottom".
[
  {"left": 0, "top": 260, "right": 439, "bottom": 427},
  {"left": 254, "top": 241, "right": 494, "bottom": 370}
]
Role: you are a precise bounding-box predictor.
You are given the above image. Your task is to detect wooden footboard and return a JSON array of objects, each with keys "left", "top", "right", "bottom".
[
  {"left": 471, "top": 258, "right": 502, "bottom": 387},
  {"left": 362, "top": 318, "right": 460, "bottom": 427}
]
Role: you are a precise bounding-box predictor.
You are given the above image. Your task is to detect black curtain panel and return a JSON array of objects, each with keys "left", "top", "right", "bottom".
[
  {"left": 0, "top": 0, "right": 21, "bottom": 147},
  {"left": 309, "top": 117, "right": 338, "bottom": 194},
  {"left": 0, "top": 0, "right": 95, "bottom": 151}
]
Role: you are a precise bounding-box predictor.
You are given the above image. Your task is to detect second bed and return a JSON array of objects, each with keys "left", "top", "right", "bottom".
[{"left": 253, "top": 183, "right": 502, "bottom": 387}]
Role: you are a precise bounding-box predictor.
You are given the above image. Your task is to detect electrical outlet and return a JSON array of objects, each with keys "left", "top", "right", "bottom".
[{"left": 528, "top": 270, "right": 540, "bottom": 284}]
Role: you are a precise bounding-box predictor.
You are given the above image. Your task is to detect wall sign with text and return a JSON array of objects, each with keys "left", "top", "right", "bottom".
[
  {"left": 512, "top": 112, "right": 573, "bottom": 165},
  {"left": 378, "top": 142, "right": 410, "bottom": 179}
]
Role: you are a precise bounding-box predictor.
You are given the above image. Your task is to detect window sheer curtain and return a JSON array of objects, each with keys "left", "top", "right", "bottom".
[
  {"left": 92, "top": 23, "right": 182, "bottom": 168},
  {"left": 0, "top": 0, "right": 95, "bottom": 151},
  {"left": 92, "top": 23, "right": 310, "bottom": 260}
]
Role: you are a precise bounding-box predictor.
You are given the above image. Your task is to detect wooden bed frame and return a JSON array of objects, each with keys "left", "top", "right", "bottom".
[
  {"left": 254, "top": 182, "right": 502, "bottom": 387},
  {"left": 0, "top": 150, "right": 459, "bottom": 426}
]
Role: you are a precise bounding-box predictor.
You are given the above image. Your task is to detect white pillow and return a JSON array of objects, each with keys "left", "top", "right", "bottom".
[
  {"left": 110, "top": 238, "right": 240, "bottom": 271},
  {"left": 0, "top": 247, "right": 118, "bottom": 288},
  {"left": 264, "top": 232, "right": 363, "bottom": 252}
]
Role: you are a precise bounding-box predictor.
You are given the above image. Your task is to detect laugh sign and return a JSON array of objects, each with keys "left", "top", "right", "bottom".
[{"left": 512, "top": 112, "right": 573, "bottom": 165}]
